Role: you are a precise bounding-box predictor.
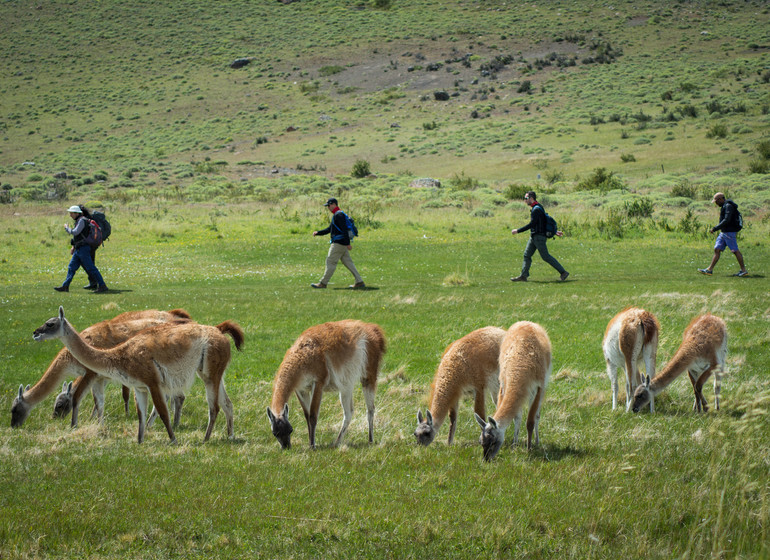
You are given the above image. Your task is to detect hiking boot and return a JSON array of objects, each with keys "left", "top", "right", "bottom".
[
  {"left": 83, "top": 284, "right": 97, "bottom": 290},
  {"left": 349, "top": 282, "right": 366, "bottom": 289},
  {"left": 697, "top": 268, "right": 713, "bottom": 276},
  {"left": 510, "top": 276, "right": 527, "bottom": 282},
  {"left": 560, "top": 271, "right": 570, "bottom": 282},
  {"left": 94, "top": 285, "right": 108, "bottom": 293},
  {"left": 734, "top": 270, "right": 748, "bottom": 277},
  {"left": 311, "top": 282, "right": 327, "bottom": 289},
  {"left": 54, "top": 285, "right": 69, "bottom": 292}
]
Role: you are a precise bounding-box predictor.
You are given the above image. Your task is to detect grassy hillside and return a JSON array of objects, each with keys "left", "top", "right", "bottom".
[{"left": 1, "top": 0, "right": 769, "bottom": 196}]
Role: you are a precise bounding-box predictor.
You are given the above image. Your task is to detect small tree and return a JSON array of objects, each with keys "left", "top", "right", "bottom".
[{"left": 351, "top": 159, "right": 371, "bottom": 178}]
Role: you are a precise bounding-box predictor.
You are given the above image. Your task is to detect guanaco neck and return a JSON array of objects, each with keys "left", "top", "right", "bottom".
[
  {"left": 649, "top": 348, "right": 695, "bottom": 395},
  {"left": 23, "top": 349, "right": 81, "bottom": 405},
  {"left": 269, "top": 364, "right": 298, "bottom": 414},
  {"left": 59, "top": 320, "right": 113, "bottom": 378}
]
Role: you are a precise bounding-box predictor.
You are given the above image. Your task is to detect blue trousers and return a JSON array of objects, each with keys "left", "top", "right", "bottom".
[{"left": 62, "top": 245, "right": 106, "bottom": 288}]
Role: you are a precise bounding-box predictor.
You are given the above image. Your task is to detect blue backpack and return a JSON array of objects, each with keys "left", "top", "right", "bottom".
[{"left": 332, "top": 211, "right": 358, "bottom": 242}]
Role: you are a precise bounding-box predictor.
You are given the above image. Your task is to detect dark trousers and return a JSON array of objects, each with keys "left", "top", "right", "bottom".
[
  {"left": 520, "top": 234, "right": 566, "bottom": 278},
  {"left": 62, "top": 245, "right": 105, "bottom": 288}
]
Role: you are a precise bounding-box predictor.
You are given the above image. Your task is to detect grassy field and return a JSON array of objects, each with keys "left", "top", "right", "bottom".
[
  {"left": 1, "top": 199, "right": 769, "bottom": 559},
  {"left": 1, "top": 0, "right": 769, "bottom": 558}
]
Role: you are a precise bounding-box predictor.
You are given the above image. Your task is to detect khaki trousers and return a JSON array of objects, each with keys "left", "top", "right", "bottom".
[{"left": 320, "top": 243, "right": 363, "bottom": 285}]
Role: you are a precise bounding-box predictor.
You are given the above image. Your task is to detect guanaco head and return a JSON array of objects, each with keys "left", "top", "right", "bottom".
[
  {"left": 53, "top": 381, "right": 73, "bottom": 418},
  {"left": 10, "top": 384, "right": 31, "bottom": 428},
  {"left": 266, "top": 403, "right": 293, "bottom": 449},
  {"left": 33, "top": 306, "right": 67, "bottom": 342},
  {"left": 475, "top": 413, "right": 504, "bottom": 462},
  {"left": 631, "top": 375, "right": 652, "bottom": 413},
  {"left": 414, "top": 409, "right": 436, "bottom": 446}
]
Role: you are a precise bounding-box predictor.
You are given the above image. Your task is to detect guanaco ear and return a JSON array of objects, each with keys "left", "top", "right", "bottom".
[
  {"left": 475, "top": 413, "right": 487, "bottom": 429},
  {"left": 66, "top": 381, "right": 72, "bottom": 394},
  {"left": 488, "top": 416, "right": 498, "bottom": 429},
  {"left": 25, "top": 384, "right": 30, "bottom": 392},
  {"left": 18, "top": 385, "right": 24, "bottom": 400},
  {"left": 61, "top": 381, "right": 67, "bottom": 392},
  {"left": 425, "top": 410, "right": 433, "bottom": 425},
  {"left": 417, "top": 409, "right": 424, "bottom": 423},
  {"left": 644, "top": 375, "right": 651, "bottom": 388},
  {"left": 282, "top": 402, "right": 289, "bottom": 418},
  {"left": 58, "top": 306, "right": 65, "bottom": 321},
  {"left": 266, "top": 407, "right": 276, "bottom": 425}
]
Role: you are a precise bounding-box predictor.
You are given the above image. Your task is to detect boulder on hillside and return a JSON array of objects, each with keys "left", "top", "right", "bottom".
[
  {"left": 230, "top": 58, "right": 252, "bottom": 69},
  {"left": 409, "top": 178, "right": 441, "bottom": 189},
  {"left": 433, "top": 91, "right": 450, "bottom": 101}
]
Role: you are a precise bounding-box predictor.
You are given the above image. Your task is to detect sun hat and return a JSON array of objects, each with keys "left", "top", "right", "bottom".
[
  {"left": 67, "top": 205, "right": 83, "bottom": 213},
  {"left": 324, "top": 197, "right": 338, "bottom": 207}
]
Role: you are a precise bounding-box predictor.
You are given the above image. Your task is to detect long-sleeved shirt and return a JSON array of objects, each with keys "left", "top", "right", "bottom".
[
  {"left": 316, "top": 209, "right": 351, "bottom": 245},
  {"left": 515, "top": 204, "right": 547, "bottom": 236},
  {"left": 65, "top": 216, "right": 90, "bottom": 247}
]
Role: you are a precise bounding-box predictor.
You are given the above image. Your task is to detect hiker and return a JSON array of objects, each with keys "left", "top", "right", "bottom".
[
  {"left": 698, "top": 192, "right": 748, "bottom": 277},
  {"left": 54, "top": 205, "right": 108, "bottom": 293},
  {"left": 510, "top": 191, "right": 569, "bottom": 282},
  {"left": 311, "top": 197, "right": 365, "bottom": 289}
]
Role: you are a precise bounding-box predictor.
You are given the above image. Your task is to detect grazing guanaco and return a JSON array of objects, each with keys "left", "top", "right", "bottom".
[
  {"left": 33, "top": 307, "right": 242, "bottom": 443},
  {"left": 602, "top": 307, "right": 660, "bottom": 411},
  {"left": 475, "top": 321, "right": 551, "bottom": 461},
  {"left": 266, "top": 320, "right": 386, "bottom": 449},
  {"left": 631, "top": 314, "right": 726, "bottom": 413},
  {"left": 414, "top": 326, "right": 505, "bottom": 446},
  {"left": 12, "top": 309, "right": 191, "bottom": 428}
]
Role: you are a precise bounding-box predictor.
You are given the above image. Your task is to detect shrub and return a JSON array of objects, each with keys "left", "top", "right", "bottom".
[
  {"left": 504, "top": 183, "right": 530, "bottom": 200},
  {"left": 575, "top": 167, "right": 626, "bottom": 193},
  {"left": 756, "top": 140, "right": 770, "bottom": 160},
  {"left": 748, "top": 159, "right": 769, "bottom": 174},
  {"left": 543, "top": 169, "right": 564, "bottom": 184},
  {"left": 319, "top": 65, "right": 344, "bottom": 77},
  {"left": 517, "top": 80, "right": 532, "bottom": 94},
  {"left": 597, "top": 209, "right": 626, "bottom": 239},
  {"left": 706, "top": 123, "right": 728, "bottom": 139},
  {"left": 620, "top": 153, "right": 636, "bottom": 163},
  {"left": 351, "top": 159, "right": 371, "bottom": 178},
  {"left": 671, "top": 180, "right": 697, "bottom": 198},
  {"left": 677, "top": 208, "right": 702, "bottom": 234},
  {"left": 373, "top": 0, "right": 392, "bottom": 9},
  {"left": 449, "top": 171, "right": 483, "bottom": 191},
  {"left": 624, "top": 197, "right": 654, "bottom": 218},
  {"left": 422, "top": 121, "right": 439, "bottom": 131}
]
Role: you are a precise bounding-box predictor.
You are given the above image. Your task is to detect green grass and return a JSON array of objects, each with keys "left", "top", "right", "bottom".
[{"left": 1, "top": 199, "right": 769, "bottom": 558}]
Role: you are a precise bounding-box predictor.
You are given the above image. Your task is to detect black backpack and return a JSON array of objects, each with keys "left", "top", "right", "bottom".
[
  {"left": 91, "top": 211, "right": 111, "bottom": 241},
  {"left": 535, "top": 204, "right": 558, "bottom": 238}
]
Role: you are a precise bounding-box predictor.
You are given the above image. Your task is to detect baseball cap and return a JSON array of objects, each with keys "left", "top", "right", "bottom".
[
  {"left": 324, "top": 197, "right": 338, "bottom": 207},
  {"left": 711, "top": 192, "right": 725, "bottom": 203}
]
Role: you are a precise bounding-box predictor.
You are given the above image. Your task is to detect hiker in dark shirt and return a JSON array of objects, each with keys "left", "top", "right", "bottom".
[
  {"left": 510, "top": 191, "right": 569, "bottom": 282},
  {"left": 54, "top": 205, "right": 108, "bottom": 293},
  {"left": 698, "top": 192, "right": 748, "bottom": 277},
  {"left": 311, "top": 197, "right": 365, "bottom": 289}
]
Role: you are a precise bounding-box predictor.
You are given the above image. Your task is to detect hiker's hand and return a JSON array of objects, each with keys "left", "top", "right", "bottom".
[
  {"left": 312, "top": 231, "right": 318, "bottom": 236},
  {"left": 556, "top": 230, "right": 564, "bottom": 237},
  {"left": 511, "top": 229, "right": 518, "bottom": 235},
  {"left": 347, "top": 245, "right": 352, "bottom": 251}
]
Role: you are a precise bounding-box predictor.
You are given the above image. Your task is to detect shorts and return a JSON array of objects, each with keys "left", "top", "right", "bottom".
[{"left": 714, "top": 231, "right": 739, "bottom": 252}]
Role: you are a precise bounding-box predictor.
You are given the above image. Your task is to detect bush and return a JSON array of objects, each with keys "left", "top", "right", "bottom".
[
  {"left": 504, "top": 183, "right": 530, "bottom": 200},
  {"left": 575, "top": 167, "right": 626, "bottom": 193},
  {"left": 706, "top": 123, "right": 728, "bottom": 139},
  {"left": 373, "top": 0, "right": 392, "bottom": 8},
  {"left": 422, "top": 121, "right": 439, "bottom": 131},
  {"left": 677, "top": 208, "right": 702, "bottom": 234},
  {"left": 620, "top": 153, "right": 636, "bottom": 163},
  {"left": 517, "top": 80, "right": 532, "bottom": 94},
  {"left": 351, "top": 159, "right": 371, "bottom": 178},
  {"left": 624, "top": 197, "right": 654, "bottom": 218},
  {"left": 543, "top": 169, "right": 564, "bottom": 184},
  {"left": 449, "top": 171, "right": 483, "bottom": 191},
  {"left": 319, "top": 65, "right": 344, "bottom": 77},
  {"left": 671, "top": 180, "right": 697, "bottom": 198},
  {"left": 756, "top": 140, "right": 770, "bottom": 160},
  {"left": 748, "top": 159, "right": 769, "bottom": 174}
]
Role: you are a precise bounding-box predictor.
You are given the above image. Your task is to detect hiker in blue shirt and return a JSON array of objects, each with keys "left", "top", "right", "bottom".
[
  {"left": 510, "top": 191, "right": 569, "bottom": 282},
  {"left": 54, "top": 205, "right": 108, "bottom": 293},
  {"left": 311, "top": 198, "right": 365, "bottom": 289}
]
